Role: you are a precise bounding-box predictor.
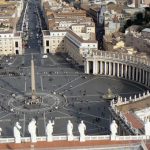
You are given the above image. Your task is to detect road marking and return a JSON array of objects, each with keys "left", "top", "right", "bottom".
[
  {"left": 63, "top": 108, "right": 109, "bottom": 121},
  {"left": 48, "top": 55, "right": 57, "bottom": 65},
  {"left": 0, "top": 113, "right": 12, "bottom": 120},
  {"left": 66, "top": 94, "right": 101, "bottom": 98},
  {"left": 11, "top": 57, "right": 17, "bottom": 65},
  {"left": 0, "top": 87, "right": 14, "bottom": 93},
  {"left": 61, "top": 76, "right": 100, "bottom": 94},
  {"left": 24, "top": 77, "right": 27, "bottom": 92},
  {"left": 54, "top": 76, "right": 81, "bottom": 92},
  {"left": 40, "top": 76, "right": 43, "bottom": 91}
]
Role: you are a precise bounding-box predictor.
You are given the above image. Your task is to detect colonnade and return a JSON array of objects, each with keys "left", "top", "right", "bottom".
[{"left": 85, "top": 55, "right": 150, "bottom": 88}]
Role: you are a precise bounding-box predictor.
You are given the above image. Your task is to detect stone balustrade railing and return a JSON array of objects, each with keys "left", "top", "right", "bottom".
[
  {"left": 90, "top": 51, "right": 150, "bottom": 66},
  {"left": 0, "top": 135, "right": 149, "bottom": 144},
  {"left": 111, "top": 90, "right": 150, "bottom": 106},
  {"left": 110, "top": 106, "right": 140, "bottom": 135}
]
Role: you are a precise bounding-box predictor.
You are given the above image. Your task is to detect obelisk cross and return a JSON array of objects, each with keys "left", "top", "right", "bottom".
[{"left": 31, "top": 54, "right": 36, "bottom": 102}]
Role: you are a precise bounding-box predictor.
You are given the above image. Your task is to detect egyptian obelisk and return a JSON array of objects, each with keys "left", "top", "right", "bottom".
[{"left": 31, "top": 55, "right": 36, "bottom": 102}]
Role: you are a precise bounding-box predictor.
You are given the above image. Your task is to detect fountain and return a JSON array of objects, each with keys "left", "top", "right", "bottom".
[{"left": 102, "top": 88, "right": 117, "bottom": 101}]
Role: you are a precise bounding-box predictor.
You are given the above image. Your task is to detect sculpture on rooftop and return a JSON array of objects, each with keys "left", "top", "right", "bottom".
[
  {"left": 144, "top": 118, "right": 150, "bottom": 136},
  {"left": 67, "top": 120, "right": 73, "bottom": 141},
  {"left": 78, "top": 120, "right": 86, "bottom": 142},
  {"left": 46, "top": 120, "right": 55, "bottom": 142},
  {"left": 110, "top": 120, "right": 118, "bottom": 140},
  {"left": 28, "top": 118, "right": 37, "bottom": 143},
  {"left": 13, "top": 122, "right": 21, "bottom": 143},
  {"left": 0, "top": 127, "right": 2, "bottom": 136}
]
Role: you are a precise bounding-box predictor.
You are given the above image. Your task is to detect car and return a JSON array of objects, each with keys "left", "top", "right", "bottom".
[{"left": 42, "top": 55, "right": 48, "bottom": 58}]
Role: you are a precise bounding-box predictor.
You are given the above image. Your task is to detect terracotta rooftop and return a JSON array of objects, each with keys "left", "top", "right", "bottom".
[
  {"left": 0, "top": 140, "right": 142, "bottom": 150},
  {"left": 124, "top": 112, "right": 144, "bottom": 130}
]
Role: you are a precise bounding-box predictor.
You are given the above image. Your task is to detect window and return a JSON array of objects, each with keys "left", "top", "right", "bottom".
[
  {"left": 15, "top": 41, "right": 18, "bottom": 48},
  {"left": 46, "top": 40, "right": 49, "bottom": 46}
]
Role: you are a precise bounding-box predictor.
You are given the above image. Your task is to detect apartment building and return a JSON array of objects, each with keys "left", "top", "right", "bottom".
[
  {"left": 0, "top": 0, "right": 24, "bottom": 55},
  {"left": 43, "top": 30, "right": 98, "bottom": 65},
  {"left": 0, "top": 31, "right": 23, "bottom": 55}
]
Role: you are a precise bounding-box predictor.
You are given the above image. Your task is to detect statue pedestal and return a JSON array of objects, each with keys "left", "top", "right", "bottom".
[
  {"left": 31, "top": 136, "right": 37, "bottom": 143},
  {"left": 110, "top": 135, "right": 117, "bottom": 141},
  {"left": 80, "top": 135, "right": 85, "bottom": 142},
  {"left": 47, "top": 135, "right": 53, "bottom": 142},
  {"left": 15, "top": 137, "right": 21, "bottom": 144},
  {"left": 68, "top": 135, "right": 73, "bottom": 141}
]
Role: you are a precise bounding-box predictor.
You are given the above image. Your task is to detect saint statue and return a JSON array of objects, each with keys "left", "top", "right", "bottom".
[
  {"left": 78, "top": 120, "right": 86, "bottom": 142},
  {"left": 110, "top": 120, "right": 118, "bottom": 140},
  {"left": 0, "top": 127, "right": 2, "bottom": 136},
  {"left": 13, "top": 122, "right": 21, "bottom": 143},
  {"left": 67, "top": 120, "right": 73, "bottom": 141},
  {"left": 144, "top": 118, "right": 150, "bottom": 136},
  {"left": 46, "top": 120, "right": 55, "bottom": 142},
  {"left": 28, "top": 118, "right": 37, "bottom": 143}
]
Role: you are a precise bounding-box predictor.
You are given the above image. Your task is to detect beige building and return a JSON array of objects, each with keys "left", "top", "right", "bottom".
[
  {"left": 42, "top": 30, "right": 98, "bottom": 65},
  {"left": 0, "top": 0, "right": 24, "bottom": 55},
  {"left": 0, "top": 31, "right": 23, "bottom": 55}
]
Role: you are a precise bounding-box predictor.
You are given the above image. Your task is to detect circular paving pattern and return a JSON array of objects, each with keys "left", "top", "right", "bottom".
[
  {"left": 0, "top": 54, "right": 148, "bottom": 137},
  {"left": 6, "top": 92, "right": 66, "bottom": 114}
]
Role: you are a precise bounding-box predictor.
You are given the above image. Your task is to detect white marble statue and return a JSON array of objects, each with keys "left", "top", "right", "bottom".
[
  {"left": 110, "top": 120, "right": 118, "bottom": 140},
  {"left": 46, "top": 120, "right": 55, "bottom": 142},
  {"left": 67, "top": 120, "right": 73, "bottom": 141},
  {"left": 13, "top": 122, "right": 21, "bottom": 143},
  {"left": 144, "top": 118, "right": 150, "bottom": 136},
  {"left": 78, "top": 120, "right": 86, "bottom": 142},
  {"left": 28, "top": 118, "right": 37, "bottom": 143},
  {"left": 0, "top": 127, "right": 2, "bottom": 136}
]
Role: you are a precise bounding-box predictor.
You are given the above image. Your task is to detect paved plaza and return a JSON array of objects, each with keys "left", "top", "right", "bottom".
[{"left": 0, "top": 53, "right": 148, "bottom": 138}]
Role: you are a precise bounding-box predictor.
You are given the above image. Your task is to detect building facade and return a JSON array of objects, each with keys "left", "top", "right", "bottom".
[
  {"left": 43, "top": 30, "right": 98, "bottom": 65},
  {"left": 0, "top": 31, "right": 23, "bottom": 55}
]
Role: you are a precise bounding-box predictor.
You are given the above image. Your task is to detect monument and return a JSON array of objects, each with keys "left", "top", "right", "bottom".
[
  {"left": 0, "top": 127, "right": 2, "bottom": 136},
  {"left": 13, "top": 122, "right": 21, "bottom": 143},
  {"left": 25, "top": 55, "right": 41, "bottom": 107},
  {"left": 28, "top": 118, "right": 37, "bottom": 143},
  {"left": 46, "top": 120, "right": 55, "bottom": 142},
  {"left": 78, "top": 120, "right": 86, "bottom": 142},
  {"left": 67, "top": 120, "right": 74, "bottom": 141},
  {"left": 144, "top": 118, "right": 150, "bottom": 136},
  {"left": 110, "top": 120, "right": 118, "bottom": 140}
]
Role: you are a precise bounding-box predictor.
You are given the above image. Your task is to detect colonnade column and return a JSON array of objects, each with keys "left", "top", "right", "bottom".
[
  {"left": 93, "top": 60, "right": 97, "bottom": 74},
  {"left": 104, "top": 62, "right": 107, "bottom": 75},
  {"left": 125, "top": 65, "right": 127, "bottom": 79},
  {"left": 109, "top": 62, "right": 112, "bottom": 76},
  {"left": 132, "top": 66, "right": 135, "bottom": 80},
  {"left": 85, "top": 61, "right": 89, "bottom": 74},
  {"left": 148, "top": 73, "right": 150, "bottom": 87},
  {"left": 139, "top": 69, "right": 142, "bottom": 83},
  {"left": 128, "top": 66, "right": 131, "bottom": 80},
  {"left": 136, "top": 68, "right": 138, "bottom": 82},
  {"left": 113, "top": 63, "right": 115, "bottom": 76},
  {"left": 121, "top": 64, "right": 123, "bottom": 77},
  {"left": 145, "top": 71, "right": 148, "bottom": 86},
  {"left": 117, "top": 63, "right": 120, "bottom": 77},
  {"left": 142, "top": 70, "right": 145, "bottom": 84},
  {"left": 100, "top": 61, "right": 103, "bottom": 74}
]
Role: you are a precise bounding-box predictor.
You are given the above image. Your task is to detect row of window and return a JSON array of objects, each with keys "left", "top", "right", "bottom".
[
  {"left": 0, "top": 41, "right": 18, "bottom": 47},
  {"left": 46, "top": 40, "right": 64, "bottom": 46}
]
